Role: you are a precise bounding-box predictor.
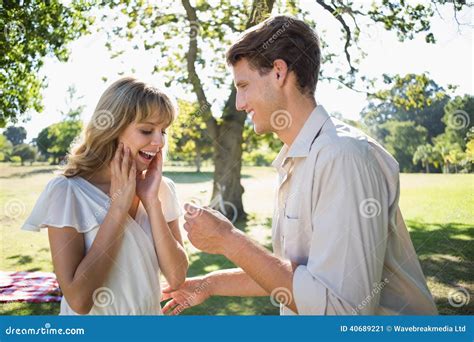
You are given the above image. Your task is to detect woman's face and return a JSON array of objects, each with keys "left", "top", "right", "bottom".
[{"left": 117, "top": 115, "right": 167, "bottom": 172}]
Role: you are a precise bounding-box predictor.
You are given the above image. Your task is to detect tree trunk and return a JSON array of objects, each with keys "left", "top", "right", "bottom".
[
  {"left": 213, "top": 89, "right": 247, "bottom": 217},
  {"left": 182, "top": 0, "right": 274, "bottom": 220},
  {"left": 195, "top": 145, "right": 201, "bottom": 173},
  {"left": 209, "top": 0, "right": 274, "bottom": 220},
  {"left": 425, "top": 163, "right": 430, "bottom": 173}
]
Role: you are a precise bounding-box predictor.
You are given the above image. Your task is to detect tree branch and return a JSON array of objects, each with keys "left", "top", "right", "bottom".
[
  {"left": 181, "top": 0, "right": 218, "bottom": 139},
  {"left": 316, "top": 0, "right": 357, "bottom": 74},
  {"left": 221, "top": 0, "right": 276, "bottom": 120},
  {"left": 320, "top": 75, "right": 374, "bottom": 95}
]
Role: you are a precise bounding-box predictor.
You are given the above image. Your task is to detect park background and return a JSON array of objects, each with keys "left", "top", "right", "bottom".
[{"left": 0, "top": 0, "right": 472, "bottom": 315}]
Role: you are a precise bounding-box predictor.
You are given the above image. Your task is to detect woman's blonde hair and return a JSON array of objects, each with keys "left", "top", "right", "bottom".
[{"left": 62, "top": 77, "right": 176, "bottom": 178}]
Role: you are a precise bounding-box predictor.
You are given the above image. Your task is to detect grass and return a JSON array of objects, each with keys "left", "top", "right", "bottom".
[
  {"left": 0, "top": 163, "right": 472, "bottom": 315},
  {"left": 398, "top": 174, "right": 473, "bottom": 315}
]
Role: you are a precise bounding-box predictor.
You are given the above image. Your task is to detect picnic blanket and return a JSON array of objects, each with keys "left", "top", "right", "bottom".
[{"left": 0, "top": 271, "right": 62, "bottom": 303}]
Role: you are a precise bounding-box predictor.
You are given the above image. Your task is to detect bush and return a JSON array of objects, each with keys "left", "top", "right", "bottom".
[
  {"left": 243, "top": 147, "right": 277, "bottom": 166},
  {"left": 10, "top": 156, "right": 21, "bottom": 164}
]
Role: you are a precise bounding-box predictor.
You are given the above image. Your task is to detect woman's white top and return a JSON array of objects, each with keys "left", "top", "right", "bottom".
[{"left": 21, "top": 175, "right": 182, "bottom": 315}]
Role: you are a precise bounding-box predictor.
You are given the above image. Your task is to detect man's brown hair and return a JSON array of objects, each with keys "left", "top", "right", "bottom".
[{"left": 226, "top": 15, "right": 321, "bottom": 97}]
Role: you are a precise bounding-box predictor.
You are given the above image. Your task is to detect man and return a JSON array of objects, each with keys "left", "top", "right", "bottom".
[{"left": 162, "top": 15, "right": 437, "bottom": 315}]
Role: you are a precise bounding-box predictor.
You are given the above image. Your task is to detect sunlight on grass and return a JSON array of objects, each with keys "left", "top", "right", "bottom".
[{"left": 0, "top": 163, "right": 472, "bottom": 315}]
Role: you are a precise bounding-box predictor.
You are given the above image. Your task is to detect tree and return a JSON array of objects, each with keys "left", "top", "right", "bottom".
[
  {"left": 168, "top": 99, "right": 213, "bottom": 172},
  {"left": 33, "top": 120, "right": 82, "bottom": 164},
  {"left": 47, "top": 120, "right": 83, "bottom": 163},
  {"left": 32, "top": 86, "right": 84, "bottom": 164},
  {"left": 464, "top": 138, "right": 474, "bottom": 173},
  {"left": 1, "top": 0, "right": 464, "bottom": 215},
  {"left": 381, "top": 120, "right": 427, "bottom": 172},
  {"left": 361, "top": 73, "right": 452, "bottom": 142},
  {"left": 3, "top": 126, "right": 27, "bottom": 145},
  {"left": 448, "top": 147, "right": 465, "bottom": 174},
  {"left": 432, "top": 134, "right": 462, "bottom": 174},
  {"left": 0, "top": 0, "right": 93, "bottom": 126},
  {"left": 11, "top": 143, "right": 36, "bottom": 165},
  {"left": 33, "top": 126, "right": 56, "bottom": 162},
  {"left": 99, "top": 0, "right": 469, "bottom": 217},
  {"left": 0, "top": 135, "right": 13, "bottom": 161},
  {"left": 442, "top": 95, "right": 474, "bottom": 150},
  {"left": 34, "top": 121, "right": 83, "bottom": 165},
  {"left": 413, "top": 143, "right": 436, "bottom": 173},
  {"left": 416, "top": 94, "right": 474, "bottom": 174}
]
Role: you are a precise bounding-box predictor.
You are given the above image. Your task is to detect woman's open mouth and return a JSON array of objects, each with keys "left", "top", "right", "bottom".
[{"left": 138, "top": 150, "right": 157, "bottom": 163}]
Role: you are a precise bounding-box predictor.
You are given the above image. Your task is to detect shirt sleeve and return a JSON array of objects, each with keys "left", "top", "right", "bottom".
[
  {"left": 21, "top": 176, "right": 102, "bottom": 233},
  {"left": 159, "top": 177, "right": 183, "bottom": 222},
  {"left": 292, "top": 146, "right": 390, "bottom": 315}
]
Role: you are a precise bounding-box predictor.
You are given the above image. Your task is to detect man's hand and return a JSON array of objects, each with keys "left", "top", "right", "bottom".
[
  {"left": 161, "top": 277, "right": 212, "bottom": 315},
  {"left": 183, "top": 203, "right": 236, "bottom": 255},
  {"left": 182, "top": 205, "right": 299, "bottom": 314}
]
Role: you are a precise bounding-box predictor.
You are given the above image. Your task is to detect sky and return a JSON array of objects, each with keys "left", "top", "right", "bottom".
[{"left": 8, "top": 1, "right": 473, "bottom": 143}]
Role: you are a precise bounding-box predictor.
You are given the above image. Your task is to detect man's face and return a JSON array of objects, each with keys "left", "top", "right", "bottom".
[{"left": 232, "top": 58, "right": 283, "bottom": 135}]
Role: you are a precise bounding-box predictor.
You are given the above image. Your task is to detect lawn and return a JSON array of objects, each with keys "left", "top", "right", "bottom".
[{"left": 0, "top": 163, "right": 472, "bottom": 315}]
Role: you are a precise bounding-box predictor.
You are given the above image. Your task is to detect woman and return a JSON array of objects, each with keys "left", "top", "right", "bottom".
[{"left": 21, "top": 77, "right": 188, "bottom": 315}]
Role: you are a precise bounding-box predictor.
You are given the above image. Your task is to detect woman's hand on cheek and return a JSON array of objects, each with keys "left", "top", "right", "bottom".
[
  {"left": 110, "top": 143, "right": 137, "bottom": 211},
  {"left": 136, "top": 150, "right": 163, "bottom": 208}
]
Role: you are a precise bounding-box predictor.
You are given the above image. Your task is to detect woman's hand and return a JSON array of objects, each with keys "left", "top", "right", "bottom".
[
  {"left": 161, "top": 276, "right": 212, "bottom": 315},
  {"left": 136, "top": 150, "right": 163, "bottom": 208},
  {"left": 109, "top": 143, "right": 137, "bottom": 212}
]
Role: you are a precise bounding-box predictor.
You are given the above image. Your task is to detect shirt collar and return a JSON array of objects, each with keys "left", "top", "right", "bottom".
[
  {"left": 272, "top": 105, "right": 330, "bottom": 169},
  {"left": 272, "top": 144, "right": 289, "bottom": 170},
  {"left": 287, "top": 105, "right": 330, "bottom": 158}
]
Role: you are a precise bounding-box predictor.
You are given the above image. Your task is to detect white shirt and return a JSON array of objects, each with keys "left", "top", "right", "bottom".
[
  {"left": 21, "top": 175, "right": 182, "bottom": 315},
  {"left": 272, "top": 105, "right": 438, "bottom": 315}
]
